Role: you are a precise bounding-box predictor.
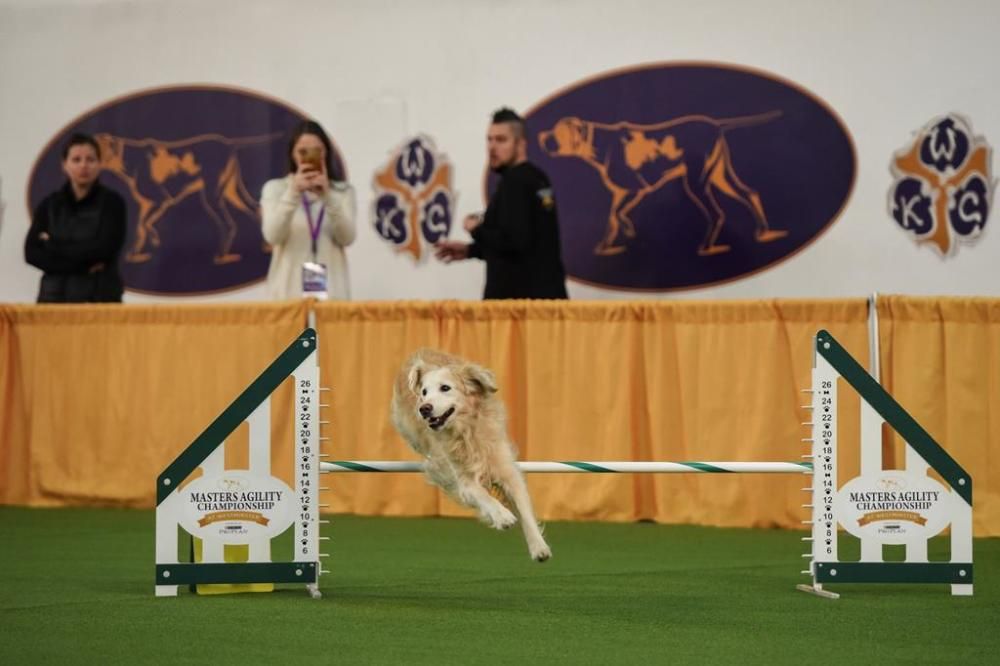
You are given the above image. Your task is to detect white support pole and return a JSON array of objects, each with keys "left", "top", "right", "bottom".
[
  {"left": 247, "top": 399, "right": 272, "bottom": 564},
  {"left": 294, "top": 348, "right": 321, "bottom": 599},
  {"left": 199, "top": 448, "right": 225, "bottom": 564},
  {"left": 868, "top": 292, "right": 881, "bottom": 383},
  {"left": 951, "top": 495, "right": 974, "bottom": 596},
  {"left": 862, "top": 293, "right": 883, "bottom": 563},
  {"left": 154, "top": 492, "right": 180, "bottom": 597},
  {"left": 804, "top": 350, "right": 838, "bottom": 598}
]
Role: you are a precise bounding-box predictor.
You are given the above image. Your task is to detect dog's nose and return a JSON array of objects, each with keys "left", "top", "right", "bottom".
[{"left": 419, "top": 403, "right": 433, "bottom": 418}]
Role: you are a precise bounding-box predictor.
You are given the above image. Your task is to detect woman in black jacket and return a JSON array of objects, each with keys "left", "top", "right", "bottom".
[{"left": 24, "top": 133, "right": 127, "bottom": 303}]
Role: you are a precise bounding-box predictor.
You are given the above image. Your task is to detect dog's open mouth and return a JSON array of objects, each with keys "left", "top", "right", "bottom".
[{"left": 426, "top": 407, "right": 455, "bottom": 430}]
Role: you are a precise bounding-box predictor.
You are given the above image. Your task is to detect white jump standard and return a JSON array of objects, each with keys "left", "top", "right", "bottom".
[
  {"left": 155, "top": 329, "right": 323, "bottom": 598},
  {"left": 797, "top": 330, "right": 973, "bottom": 599}
]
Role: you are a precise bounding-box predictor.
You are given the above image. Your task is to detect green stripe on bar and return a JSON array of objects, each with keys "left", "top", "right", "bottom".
[
  {"left": 333, "top": 461, "right": 385, "bottom": 472},
  {"left": 680, "top": 462, "right": 731, "bottom": 473},
  {"left": 563, "top": 462, "right": 617, "bottom": 473},
  {"left": 814, "top": 562, "right": 972, "bottom": 584},
  {"left": 156, "top": 562, "right": 318, "bottom": 585}
]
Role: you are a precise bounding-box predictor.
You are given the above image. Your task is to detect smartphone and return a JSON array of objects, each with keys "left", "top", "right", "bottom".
[{"left": 300, "top": 146, "right": 323, "bottom": 171}]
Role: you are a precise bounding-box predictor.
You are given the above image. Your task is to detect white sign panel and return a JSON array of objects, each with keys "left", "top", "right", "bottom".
[
  {"left": 835, "top": 471, "right": 952, "bottom": 545},
  {"left": 179, "top": 471, "right": 295, "bottom": 544}
]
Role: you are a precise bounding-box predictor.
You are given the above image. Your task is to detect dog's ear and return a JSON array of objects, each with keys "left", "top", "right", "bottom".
[
  {"left": 407, "top": 360, "right": 426, "bottom": 395},
  {"left": 461, "top": 364, "right": 498, "bottom": 396}
]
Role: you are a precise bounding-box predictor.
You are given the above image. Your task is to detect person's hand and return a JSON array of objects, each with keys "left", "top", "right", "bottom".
[
  {"left": 38, "top": 231, "right": 50, "bottom": 242},
  {"left": 463, "top": 213, "right": 484, "bottom": 232},
  {"left": 292, "top": 166, "right": 324, "bottom": 194},
  {"left": 87, "top": 262, "right": 105, "bottom": 274},
  {"left": 434, "top": 241, "right": 470, "bottom": 263},
  {"left": 310, "top": 171, "right": 330, "bottom": 196}
]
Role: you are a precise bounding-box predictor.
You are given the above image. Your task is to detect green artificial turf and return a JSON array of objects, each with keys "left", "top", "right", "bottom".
[{"left": 0, "top": 507, "right": 997, "bottom": 665}]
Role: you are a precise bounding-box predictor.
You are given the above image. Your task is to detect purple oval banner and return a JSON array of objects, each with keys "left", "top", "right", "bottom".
[
  {"left": 523, "top": 63, "right": 855, "bottom": 290},
  {"left": 27, "top": 85, "right": 344, "bottom": 295}
]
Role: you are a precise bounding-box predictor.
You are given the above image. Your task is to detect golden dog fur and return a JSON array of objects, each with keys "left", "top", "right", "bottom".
[{"left": 390, "top": 349, "right": 551, "bottom": 562}]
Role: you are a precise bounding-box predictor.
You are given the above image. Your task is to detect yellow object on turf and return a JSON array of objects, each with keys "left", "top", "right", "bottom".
[{"left": 192, "top": 538, "right": 273, "bottom": 595}]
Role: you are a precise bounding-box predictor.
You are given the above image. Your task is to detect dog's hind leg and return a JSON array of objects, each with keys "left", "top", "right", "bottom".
[
  {"left": 710, "top": 142, "right": 787, "bottom": 243},
  {"left": 609, "top": 189, "right": 645, "bottom": 240},
  {"left": 127, "top": 205, "right": 169, "bottom": 262},
  {"left": 423, "top": 459, "right": 517, "bottom": 530},
  {"left": 594, "top": 187, "right": 631, "bottom": 255},
  {"left": 496, "top": 468, "right": 551, "bottom": 562},
  {"left": 127, "top": 217, "right": 152, "bottom": 262},
  {"left": 616, "top": 191, "right": 647, "bottom": 239},
  {"left": 683, "top": 178, "right": 730, "bottom": 256},
  {"left": 199, "top": 189, "right": 241, "bottom": 265}
]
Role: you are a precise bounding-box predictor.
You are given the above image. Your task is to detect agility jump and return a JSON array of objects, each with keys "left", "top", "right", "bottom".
[{"left": 154, "top": 328, "right": 973, "bottom": 599}]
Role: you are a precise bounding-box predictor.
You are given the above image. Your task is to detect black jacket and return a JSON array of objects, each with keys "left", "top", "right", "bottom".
[
  {"left": 469, "top": 161, "right": 568, "bottom": 299},
  {"left": 24, "top": 181, "right": 127, "bottom": 303}
]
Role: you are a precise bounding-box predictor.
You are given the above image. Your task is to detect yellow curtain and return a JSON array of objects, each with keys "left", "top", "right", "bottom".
[
  {"left": 0, "top": 302, "right": 308, "bottom": 506},
  {"left": 878, "top": 296, "right": 1000, "bottom": 536},
  {"left": 1, "top": 297, "right": 996, "bottom": 535},
  {"left": 314, "top": 299, "right": 871, "bottom": 529},
  {"left": 313, "top": 301, "right": 443, "bottom": 517}
]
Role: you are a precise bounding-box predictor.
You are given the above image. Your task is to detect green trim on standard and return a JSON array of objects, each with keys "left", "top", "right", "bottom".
[
  {"left": 815, "top": 330, "right": 972, "bottom": 505},
  {"left": 156, "top": 562, "right": 318, "bottom": 585},
  {"left": 156, "top": 328, "right": 317, "bottom": 505},
  {"left": 814, "top": 561, "right": 972, "bottom": 584}
]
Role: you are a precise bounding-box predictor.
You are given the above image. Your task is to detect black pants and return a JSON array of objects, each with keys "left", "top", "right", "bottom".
[{"left": 37, "top": 271, "right": 123, "bottom": 303}]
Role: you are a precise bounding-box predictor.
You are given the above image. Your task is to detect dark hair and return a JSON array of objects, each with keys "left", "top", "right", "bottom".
[
  {"left": 287, "top": 120, "right": 342, "bottom": 181},
  {"left": 491, "top": 107, "right": 525, "bottom": 140},
  {"left": 61, "top": 132, "right": 100, "bottom": 160}
]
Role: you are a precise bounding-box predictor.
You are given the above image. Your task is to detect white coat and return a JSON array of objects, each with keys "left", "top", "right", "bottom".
[{"left": 260, "top": 175, "right": 356, "bottom": 299}]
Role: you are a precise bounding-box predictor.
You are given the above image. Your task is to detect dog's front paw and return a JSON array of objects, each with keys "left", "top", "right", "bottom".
[
  {"left": 530, "top": 543, "right": 552, "bottom": 562},
  {"left": 487, "top": 505, "right": 518, "bottom": 530}
]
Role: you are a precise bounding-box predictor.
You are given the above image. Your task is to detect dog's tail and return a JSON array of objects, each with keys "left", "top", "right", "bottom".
[{"left": 716, "top": 109, "right": 783, "bottom": 132}]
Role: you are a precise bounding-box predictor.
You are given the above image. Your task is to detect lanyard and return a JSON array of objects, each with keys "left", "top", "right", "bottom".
[{"left": 301, "top": 193, "right": 326, "bottom": 260}]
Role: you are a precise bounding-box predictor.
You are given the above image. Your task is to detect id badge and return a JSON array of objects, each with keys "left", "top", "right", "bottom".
[{"left": 301, "top": 262, "right": 328, "bottom": 299}]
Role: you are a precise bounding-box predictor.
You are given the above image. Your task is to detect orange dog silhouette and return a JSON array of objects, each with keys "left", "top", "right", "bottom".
[
  {"left": 538, "top": 113, "right": 788, "bottom": 255},
  {"left": 95, "top": 133, "right": 279, "bottom": 264}
]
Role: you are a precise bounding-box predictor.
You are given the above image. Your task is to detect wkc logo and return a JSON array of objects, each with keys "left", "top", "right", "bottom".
[
  {"left": 27, "top": 86, "right": 342, "bottom": 294},
  {"left": 525, "top": 63, "right": 856, "bottom": 290},
  {"left": 372, "top": 135, "right": 453, "bottom": 261},
  {"left": 889, "top": 114, "right": 994, "bottom": 256}
]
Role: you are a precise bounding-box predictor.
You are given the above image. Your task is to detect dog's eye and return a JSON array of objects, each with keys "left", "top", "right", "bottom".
[
  {"left": 441, "top": 385, "right": 451, "bottom": 392},
  {"left": 421, "top": 388, "right": 427, "bottom": 396}
]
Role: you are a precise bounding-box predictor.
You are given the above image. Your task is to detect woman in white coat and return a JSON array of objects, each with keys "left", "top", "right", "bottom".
[{"left": 261, "top": 120, "right": 355, "bottom": 299}]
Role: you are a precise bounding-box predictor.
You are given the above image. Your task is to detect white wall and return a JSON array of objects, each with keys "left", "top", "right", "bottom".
[{"left": 1, "top": 0, "right": 997, "bottom": 302}]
